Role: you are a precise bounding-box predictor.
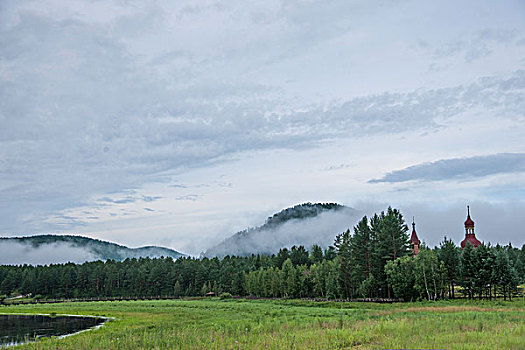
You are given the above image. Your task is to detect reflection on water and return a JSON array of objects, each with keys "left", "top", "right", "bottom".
[{"left": 0, "top": 314, "right": 104, "bottom": 347}]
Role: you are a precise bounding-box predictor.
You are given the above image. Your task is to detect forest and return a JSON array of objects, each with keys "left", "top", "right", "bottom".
[{"left": 1, "top": 207, "right": 524, "bottom": 302}]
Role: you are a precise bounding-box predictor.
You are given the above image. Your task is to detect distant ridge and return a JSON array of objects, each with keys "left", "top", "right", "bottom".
[
  {"left": 0, "top": 234, "right": 185, "bottom": 264},
  {"left": 203, "top": 202, "right": 359, "bottom": 258}
]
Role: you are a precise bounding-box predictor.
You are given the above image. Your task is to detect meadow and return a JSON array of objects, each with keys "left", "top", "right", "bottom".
[{"left": 2, "top": 298, "right": 525, "bottom": 349}]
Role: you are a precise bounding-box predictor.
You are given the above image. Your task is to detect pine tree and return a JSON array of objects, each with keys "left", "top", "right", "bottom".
[
  {"left": 173, "top": 280, "right": 181, "bottom": 298},
  {"left": 438, "top": 237, "right": 460, "bottom": 299},
  {"left": 493, "top": 249, "right": 519, "bottom": 301},
  {"left": 334, "top": 229, "right": 353, "bottom": 298},
  {"left": 370, "top": 208, "right": 410, "bottom": 298},
  {"left": 290, "top": 245, "right": 309, "bottom": 266},
  {"left": 310, "top": 245, "right": 324, "bottom": 265},
  {"left": 459, "top": 242, "right": 476, "bottom": 299},
  {"left": 472, "top": 244, "right": 495, "bottom": 299},
  {"left": 351, "top": 216, "right": 372, "bottom": 293}
]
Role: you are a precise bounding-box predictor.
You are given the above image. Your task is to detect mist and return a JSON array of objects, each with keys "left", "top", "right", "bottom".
[
  {"left": 0, "top": 241, "right": 97, "bottom": 266},
  {"left": 204, "top": 208, "right": 363, "bottom": 257}
]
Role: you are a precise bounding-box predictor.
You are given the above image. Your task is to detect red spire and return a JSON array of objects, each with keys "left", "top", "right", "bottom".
[
  {"left": 410, "top": 219, "right": 420, "bottom": 245},
  {"left": 464, "top": 205, "right": 474, "bottom": 227},
  {"left": 461, "top": 206, "right": 481, "bottom": 249},
  {"left": 410, "top": 218, "right": 421, "bottom": 256}
]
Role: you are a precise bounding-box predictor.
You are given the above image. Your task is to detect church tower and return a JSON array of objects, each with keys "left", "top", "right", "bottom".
[
  {"left": 460, "top": 206, "right": 481, "bottom": 249},
  {"left": 410, "top": 218, "right": 421, "bottom": 256}
]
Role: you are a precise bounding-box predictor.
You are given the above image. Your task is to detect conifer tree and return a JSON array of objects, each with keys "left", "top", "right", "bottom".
[
  {"left": 472, "top": 244, "right": 495, "bottom": 299},
  {"left": 438, "top": 237, "right": 460, "bottom": 299},
  {"left": 173, "top": 280, "right": 181, "bottom": 298},
  {"left": 310, "top": 245, "right": 324, "bottom": 265},
  {"left": 351, "top": 216, "right": 372, "bottom": 293},
  {"left": 334, "top": 229, "right": 353, "bottom": 298},
  {"left": 459, "top": 242, "right": 476, "bottom": 299}
]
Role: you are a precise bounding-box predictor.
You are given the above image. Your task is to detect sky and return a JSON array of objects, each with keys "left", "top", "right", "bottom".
[{"left": 1, "top": 0, "right": 524, "bottom": 255}]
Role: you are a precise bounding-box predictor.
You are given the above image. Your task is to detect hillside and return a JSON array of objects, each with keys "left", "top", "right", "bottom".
[
  {"left": 203, "top": 202, "right": 360, "bottom": 258},
  {"left": 0, "top": 235, "right": 185, "bottom": 265}
]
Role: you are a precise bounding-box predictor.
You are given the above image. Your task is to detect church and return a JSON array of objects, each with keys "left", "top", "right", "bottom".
[
  {"left": 409, "top": 205, "right": 482, "bottom": 256},
  {"left": 460, "top": 206, "right": 481, "bottom": 249},
  {"left": 410, "top": 219, "right": 421, "bottom": 256}
]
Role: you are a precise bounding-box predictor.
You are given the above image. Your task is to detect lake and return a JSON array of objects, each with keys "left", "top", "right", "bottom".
[{"left": 0, "top": 314, "right": 105, "bottom": 347}]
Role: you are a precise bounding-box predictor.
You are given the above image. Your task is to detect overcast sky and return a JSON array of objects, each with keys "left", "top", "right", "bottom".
[{"left": 1, "top": 0, "right": 524, "bottom": 255}]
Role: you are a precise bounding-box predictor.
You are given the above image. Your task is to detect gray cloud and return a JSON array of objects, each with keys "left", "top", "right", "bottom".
[
  {"left": 0, "top": 0, "right": 524, "bottom": 236},
  {"left": 369, "top": 153, "right": 525, "bottom": 183},
  {"left": 176, "top": 195, "right": 200, "bottom": 201},
  {"left": 323, "top": 164, "right": 353, "bottom": 171},
  {"left": 97, "top": 195, "right": 162, "bottom": 205}
]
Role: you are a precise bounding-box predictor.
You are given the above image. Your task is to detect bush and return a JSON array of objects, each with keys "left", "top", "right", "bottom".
[{"left": 219, "top": 292, "right": 232, "bottom": 300}]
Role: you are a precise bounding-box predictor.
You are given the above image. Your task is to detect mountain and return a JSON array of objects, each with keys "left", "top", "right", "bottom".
[
  {"left": 0, "top": 235, "right": 185, "bottom": 265},
  {"left": 203, "top": 202, "right": 361, "bottom": 258}
]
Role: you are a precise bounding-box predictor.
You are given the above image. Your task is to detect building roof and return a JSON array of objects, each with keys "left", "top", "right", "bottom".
[
  {"left": 461, "top": 206, "right": 481, "bottom": 249},
  {"left": 461, "top": 234, "right": 481, "bottom": 249},
  {"left": 410, "top": 221, "right": 420, "bottom": 245}
]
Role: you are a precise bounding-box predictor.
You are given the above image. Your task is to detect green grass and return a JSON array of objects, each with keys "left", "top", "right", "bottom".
[{"left": 2, "top": 298, "right": 524, "bottom": 349}]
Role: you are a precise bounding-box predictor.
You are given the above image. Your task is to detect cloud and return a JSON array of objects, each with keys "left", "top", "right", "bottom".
[
  {"left": 323, "top": 164, "right": 353, "bottom": 171},
  {"left": 0, "top": 0, "right": 524, "bottom": 239},
  {"left": 98, "top": 197, "right": 137, "bottom": 204},
  {"left": 176, "top": 195, "right": 200, "bottom": 201},
  {"left": 169, "top": 184, "right": 188, "bottom": 189},
  {"left": 142, "top": 195, "right": 163, "bottom": 202},
  {"left": 97, "top": 194, "right": 162, "bottom": 205},
  {"left": 369, "top": 153, "right": 525, "bottom": 183}
]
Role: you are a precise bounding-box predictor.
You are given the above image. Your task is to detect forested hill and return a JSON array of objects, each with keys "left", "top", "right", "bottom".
[
  {"left": 203, "top": 202, "right": 360, "bottom": 258},
  {"left": 0, "top": 235, "right": 185, "bottom": 265}
]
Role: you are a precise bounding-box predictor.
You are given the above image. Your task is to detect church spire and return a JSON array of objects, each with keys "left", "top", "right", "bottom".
[
  {"left": 461, "top": 205, "right": 481, "bottom": 249},
  {"left": 410, "top": 217, "right": 421, "bottom": 256}
]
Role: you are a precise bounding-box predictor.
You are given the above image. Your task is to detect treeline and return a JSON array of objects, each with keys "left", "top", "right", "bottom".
[
  {"left": 0, "top": 246, "right": 334, "bottom": 300},
  {"left": 1, "top": 208, "right": 524, "bottom": 301},
  {"left": 386, "top": 241, "right": 522, "bottom": 301}
]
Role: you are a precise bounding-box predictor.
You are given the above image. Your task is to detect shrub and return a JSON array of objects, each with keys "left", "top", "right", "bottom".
[{"left": 219, "top": 292, "right": 232, "bottom": 300}]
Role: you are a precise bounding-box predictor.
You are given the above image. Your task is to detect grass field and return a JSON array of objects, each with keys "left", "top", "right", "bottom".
[{"left": 2, "top": 298, "right": 525, "bottom": 349}]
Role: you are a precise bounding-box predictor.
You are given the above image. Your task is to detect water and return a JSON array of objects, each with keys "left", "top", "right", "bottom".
[{"left": 0, "top": 314, "right": 105, "bottom": 347}]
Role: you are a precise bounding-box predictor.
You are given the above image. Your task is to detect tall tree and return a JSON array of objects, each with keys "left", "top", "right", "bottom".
[
  {"left": 385, "top": 256, "right": 416, "bottom": 301},
  {"left": 438, "top": 237, "right": 460, "bottom": 299},
  {"left": 310, "top": 245, "right": 324, "bottom": 265},
  {"left": 459, "top": 242, "right": 476, "bottom": 299},
  {"left": 351, "top": 216, "right": 372, "bottom": 291},
  {"left": 414, "top": 247, "right": 445, "bottom": 301},
  {"left": 334, "top": 229, "right": 354, "bottom": 298},
  {"left": 370, "top": 208, "right": 410, "bottom": 297},
  {"left": 290, "top": 245, "right": 309, "bottom": 266}
]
